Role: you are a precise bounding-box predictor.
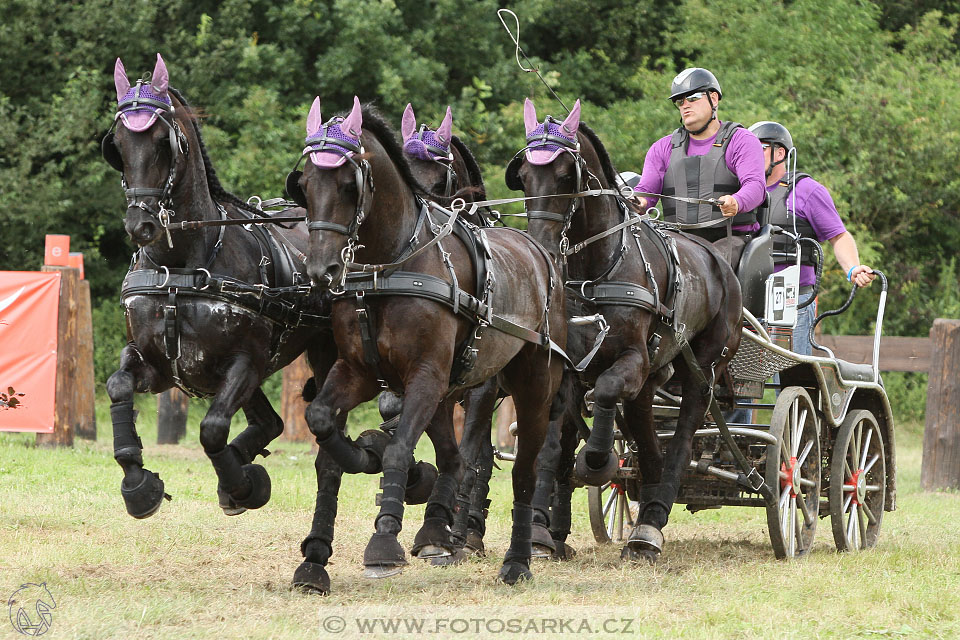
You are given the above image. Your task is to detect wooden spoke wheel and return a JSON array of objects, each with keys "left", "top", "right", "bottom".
[
  {"left": 830, "top": 410, "right": 886, "bottom": 551},
  {"left": 587, "top": 437, "right": 639, "bottom": 544},
  {"left": 765, "top": 387, "right": 821, "bottom": 559}
]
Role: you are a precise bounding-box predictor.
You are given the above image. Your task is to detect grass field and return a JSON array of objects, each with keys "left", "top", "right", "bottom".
[{"left": 2, "top": 396, "right": 959, "bottom": 639}]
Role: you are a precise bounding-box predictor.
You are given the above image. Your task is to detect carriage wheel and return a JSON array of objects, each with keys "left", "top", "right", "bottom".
[
  {"left": 829, "top": 410, "right": 885, "bottom": 551},
  {"left": 765, "top": 387, "right": 821, "bottom": 559},
  {"left": 587, "top": 437, "right": 639, "bottom": 544}
]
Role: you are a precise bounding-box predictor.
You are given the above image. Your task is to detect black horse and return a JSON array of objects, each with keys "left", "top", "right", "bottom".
[
  {"left": 285, "top": 97, "right": 566, "bottom": 592},
  {"left": 508, "top": 98, "right": 742, "bottom": 562},
  {"left": 102, "top": 54, "right": 334, "bottom": 521},
  {"left": 394, "top": 102, "right": 500, "bottom": 561}
]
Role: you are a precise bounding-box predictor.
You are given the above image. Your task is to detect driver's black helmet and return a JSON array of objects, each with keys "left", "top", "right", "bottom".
[
  {"left": 669, "top": 68, "right": 722, "bottom": 101},
  {"left": 748, "top": 121, "right": 794, "bottom": 152}
]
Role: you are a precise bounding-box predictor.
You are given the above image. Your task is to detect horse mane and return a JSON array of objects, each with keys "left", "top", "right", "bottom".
[
  {"left": 578, "top": 122, "right": 620, "bottom": 187},
  {"left": 354, "top": 104, "right": 431, "bottom": 198},
  {"left": 450, "top": 135, "right": 487, "bottom": 200},
  {"left": 167, "top": 86, "right": 265, "bottom": 218}
]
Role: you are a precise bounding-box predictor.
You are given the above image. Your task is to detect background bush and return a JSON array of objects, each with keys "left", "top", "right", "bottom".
[{"left": 1, "top": 0, "right": 956, "bottom": 422}]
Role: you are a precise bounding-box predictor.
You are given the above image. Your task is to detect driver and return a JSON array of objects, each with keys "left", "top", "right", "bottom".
[
  {"left": 632, "top": 68, "right": 766, "bottom": 267},
  {"left": 748, "top": 120, "right": 876, "bottom": 355}
]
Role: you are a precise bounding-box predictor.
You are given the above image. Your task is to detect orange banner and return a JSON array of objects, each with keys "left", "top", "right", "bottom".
[{"left": 0, "top": 272, "right": 60, "bottom": 433}]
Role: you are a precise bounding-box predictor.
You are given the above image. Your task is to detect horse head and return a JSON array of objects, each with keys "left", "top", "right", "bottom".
[
  {"left": 103, "top": 54, "right": 199, "bottom": 248},
  {"left": 506, "top": 98, "right": 584, "bottom": 258},
  {"left": 401, "top": 103, "right": 457, "bottom": 196},
  {"left": 292, "top": 96, "right": 417, "bottom": 288}
]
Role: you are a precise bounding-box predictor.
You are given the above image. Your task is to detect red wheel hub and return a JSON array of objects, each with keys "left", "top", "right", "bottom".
[{"left": 781, "top": 456, "right": 799, "bottom": 497}]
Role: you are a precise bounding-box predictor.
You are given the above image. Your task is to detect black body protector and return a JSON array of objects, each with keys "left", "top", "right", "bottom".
[
  {"left": 661, "top": 121, "right": 758, "bottom": 227},
  {"left": 767, "top": 172, "right": 818, "bottom": 267}
]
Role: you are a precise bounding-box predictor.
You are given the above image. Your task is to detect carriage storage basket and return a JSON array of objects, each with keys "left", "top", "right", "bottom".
[{"left": 727, "top": 327, "right": 799, "bottom": 384}]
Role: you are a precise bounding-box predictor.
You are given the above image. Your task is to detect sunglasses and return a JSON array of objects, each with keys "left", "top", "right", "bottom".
[{"left": 673, "top": 91, "right": 707, "bottom": 108}]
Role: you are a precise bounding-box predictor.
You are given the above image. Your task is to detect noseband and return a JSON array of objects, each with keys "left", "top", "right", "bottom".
[{"left": 101, "top": 79, "right": 191, "bottom": 247}]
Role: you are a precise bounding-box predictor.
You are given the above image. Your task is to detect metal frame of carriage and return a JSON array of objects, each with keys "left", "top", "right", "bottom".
[{"left": 587, "top": 256, "right": 896, "bottom": 559}]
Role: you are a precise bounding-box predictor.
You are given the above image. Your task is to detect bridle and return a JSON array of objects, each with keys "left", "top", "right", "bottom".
[
  {"left": 510, "top": 115, "right": 598, "bottom": 257},
  {"left": 409, "top": 124, "right": 457, "bottom": 197},
  {"left": 286, "top": 117, "right": 375, "bottom": 289},
  {"left": 102, "top": 79, "right": 191, "bottom": 248}
]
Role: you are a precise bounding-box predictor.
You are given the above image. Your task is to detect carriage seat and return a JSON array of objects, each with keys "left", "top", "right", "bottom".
[
  {"left": 735, "top": 224, "right": 774, "bottom": 318},
  {"left": 836, "top": 359, "right": 878, "bottom": 384}
]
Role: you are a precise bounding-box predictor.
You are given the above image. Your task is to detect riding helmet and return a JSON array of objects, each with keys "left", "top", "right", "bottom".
[{"left": 669, "top": 68, "right": 722, "bottom": 101}]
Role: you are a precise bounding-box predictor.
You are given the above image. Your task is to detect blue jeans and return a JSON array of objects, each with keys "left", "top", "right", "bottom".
[{"left": 791, "top": 290, "right": 817, "bottom": 356}]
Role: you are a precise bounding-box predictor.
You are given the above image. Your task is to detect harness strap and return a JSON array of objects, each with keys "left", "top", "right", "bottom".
[
  {"left": 121, "top": 269, "right": 328, "bottom": 328},
  {"left": 354, "top": 292, "right": 386, "bottom": 387},
  {"left": 343, "top": 271, "right": 547, "bottom": 346}
]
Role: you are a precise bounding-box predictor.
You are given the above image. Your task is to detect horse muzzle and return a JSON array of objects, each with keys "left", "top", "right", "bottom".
[
  {"left": 307, "top": 262, "right": 341, "bottom": 290},
  {"left": 124, "top": 214, "right": 161, "bottom": 247}
]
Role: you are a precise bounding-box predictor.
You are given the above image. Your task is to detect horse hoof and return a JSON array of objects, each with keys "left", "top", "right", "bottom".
[
  {"left": 620, "top": 545, "right": 659, "bottom": 565},
  {"left": 411, "top": 517, "right": 454, "bottom": 559},
  {"left": 120, "top": 468, "right": 170, "bottom": 519},
  {"left": 430, "top": 548, "right": 467, "bottom": 567},
  {"left": 235, "top": 464, "right": 271, "bottom": 510},
  {"left": 552, "top": 541, "right": 577, "bottom": 561},
  {"left": 217, "top": 485, "right": 247, "bottom": 516},
  {"left": 292, "top": 561, "right": 330, "bottom": 595},
  {"left": 364, "top": 532, "right": 408, "bottom": 578},
  {"left": 530, "top": 523, "right": 556, "bottom": 559},
  {"left": 574, "top": 448, "right": 618, "bottom": 486},
  {"left": 497, "top": 560, "right": 532, "bottom": 585},
  {"left": 625, "top": 524, "right": 664, "bottom": 564},
  {"left": 464, "top": 529, "right": 486, "bottom": 557},
  {"left": 404, "top": 461, "right": 438, "bottom": 505}
]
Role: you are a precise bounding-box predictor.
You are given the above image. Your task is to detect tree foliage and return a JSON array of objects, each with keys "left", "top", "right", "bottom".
[{"left": 1, "top": 0, "right": 958, "bottom": 388}]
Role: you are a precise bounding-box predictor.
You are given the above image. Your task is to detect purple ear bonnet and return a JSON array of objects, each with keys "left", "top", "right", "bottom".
[
  {"left": 403, "top": 128, "right": 450, "bottom": 162},
  {"left": 525, "top": 120, "right": 577, "bottom": 165},
  {"left": 304, "top": 120, "right": 362, "bottom": 169},
  {"left": 117, "top": 83, "right": 172, "bottom": 132}
]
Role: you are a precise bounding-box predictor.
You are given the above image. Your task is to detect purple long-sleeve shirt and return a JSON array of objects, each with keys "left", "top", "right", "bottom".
[
  {"left": 772, "top": 176, "right": 846, "bottom": 286},
  {"left": 634, "top": 123, "right": 766, "bottom": 232}
]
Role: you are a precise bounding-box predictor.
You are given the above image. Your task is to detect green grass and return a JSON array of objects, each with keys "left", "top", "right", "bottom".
[{"left": 1, "top": 397, "right": 958, "bottom": 639}]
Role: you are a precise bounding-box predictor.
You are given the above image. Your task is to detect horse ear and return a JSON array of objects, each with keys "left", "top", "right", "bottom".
[
  {"left": 401, "top": 103, "right": 416, "bottom": 142},
  {"left": 114, "top": 58, "right": 130, "bottom": 101},
  {"left": 523, "top": 98, "right": 538, "bottom": 135},
  {"left": 307, "top": 97, "right": 323, "bottom": 134},
  {"left": 437, "top": 106, "right": 453, "bottom": 143},
  {"left": 342, "top": 96, "right": 363, "bottom": 138},
  {"left": 560, "top": 99, "right": 581, "bottom": 136},
  {"left": 152, "top": 53, "right": 169, "bottom": 94}
]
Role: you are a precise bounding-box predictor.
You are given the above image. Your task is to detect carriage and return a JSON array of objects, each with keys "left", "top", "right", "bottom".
[{"left": 586, "top": 250, "right": 896, "bottom": 558}]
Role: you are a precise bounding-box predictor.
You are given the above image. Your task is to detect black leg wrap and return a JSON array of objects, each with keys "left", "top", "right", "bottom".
[
  {"left": 111, "top": 400, "right": 143, "bottom": 465},
  {"left": 531, "top": 474, "right": 555, "bottom": 528},
  {"left": 448, "top": 470, "right": 476, "bottom": 549},
  {"left": 423, "top": 472, "right": 459, "bottom": 524},
  {"left": 405, "top": 460, "right": 438, "bottom": 506},
  {"left": 550, "top": 481, "right": 574, "bottom": 542},
  {"left": 637, "top": 483, "right": 674, "bottom": 530},
  {"left": 316, "top": 427, "right": 386, "bottom": 475},
  {"left": 575, "top": 404, "right": 619, "bottom": 485},
  {"left": 207, "top": 445, "right": 252, "bottom": 499},
  {"left": 499, "top": 502, "right": 534, "bottom": 585},
  {"left": 120, "top": 468, "right": 171, "bottom": 519},
  {"left": 375, "top": 468, "right": 408, "bottom": 527}
]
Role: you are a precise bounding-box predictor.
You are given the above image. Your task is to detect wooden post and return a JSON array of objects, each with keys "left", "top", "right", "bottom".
[
  {"left": 74, "top": 279, "right": 96, "bottom": 440},
  {"left": 281, "top": 354, "right": 313, "bottom": 442},
  {"left": 496, "top": 396, "right": 516, "bottom": 451},
  {"left": 157, "top": 388, "right": 189, "bottom": 444},
  {"left": 36, "top": 266, "right": 82, "bottom": 446},
  {"left": 922, "top": 318, "right": 960, "bottom": 490}
]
